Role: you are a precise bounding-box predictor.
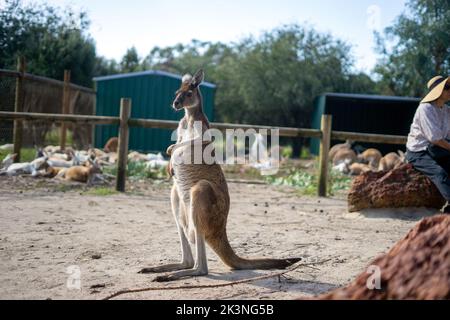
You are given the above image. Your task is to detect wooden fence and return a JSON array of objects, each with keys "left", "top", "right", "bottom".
[
  {"left": 1, "top": 58, "right": 96, "bottom": 159},
  {"left": 0, "top": 98, "right": 408, "bottom": 196}
]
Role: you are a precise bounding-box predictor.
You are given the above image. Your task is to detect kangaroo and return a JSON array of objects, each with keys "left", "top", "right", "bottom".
[
  {"left": 139, "top": 69, "right": 300, "bottom": 282},
  {"left": 1, "top": 153, "right": 17, "bottom": 169},
  {"left": 62, "top": 159, "right": 102, "bottom": 184},
  {"left": 332, "top": 148, "right": 357, "bottom": 166},
  {"left": 103, "top": 137, "right": 118, "bottom": 153},
  {"left": 357, "top": 148, "right": 382, "bottom": 169},
  {"left": 328, "top": 140, "right": 353, "bottom": 161},
  {"left": 348, "top": 162, "right": 373, "bottom": 175},
  {"left": 378, "top": 150, "right": 406, "bottom": 172},
  {"left": 44, "top": 166, "right": 66, "bottom": 178}
]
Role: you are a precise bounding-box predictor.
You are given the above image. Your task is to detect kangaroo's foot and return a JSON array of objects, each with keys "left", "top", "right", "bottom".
[
  {"left": 152, "top": 266, "right": 208, "bottom": 282},
  {"left": 138, "top": 261, "right": 194, "bottom": 274}
]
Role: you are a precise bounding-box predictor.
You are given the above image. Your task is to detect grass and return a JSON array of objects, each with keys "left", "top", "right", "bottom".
[
  {"left": 45, "top": 128, "right": 73, "bottom": 146},
  {"left": 103, "top": 161, "right": 167, "bottom": 180},
  {"left": 0, "top": 147, "right": 36, "bottom": 163}
]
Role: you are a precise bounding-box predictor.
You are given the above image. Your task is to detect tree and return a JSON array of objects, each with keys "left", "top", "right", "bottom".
[
  {"left": 0, "top": 0, "right": 97, "bottom": 87},
  {"left": 374, "top": 0, "right": 450, "bottom": 97},
  {"left": 120, "top": 47, "right": 141, "bottom": 73},
  {"left": 221, "top": 25, "right": 364, "bottom": 155},
  {"left": 93, "top": 56, "right": 120, "bottom": 77},
  {"left": 141, "top": 24, "right": 377, "bottom": 156}
]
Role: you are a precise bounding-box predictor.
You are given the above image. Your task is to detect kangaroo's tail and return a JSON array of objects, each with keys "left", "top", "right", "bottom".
[{"left": 206, "top": 231, "right": 301, "bottom": 270}]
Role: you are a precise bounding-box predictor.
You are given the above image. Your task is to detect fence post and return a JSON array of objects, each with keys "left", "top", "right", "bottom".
[
  {"left": 116, "top": 98, "right": 131, "bottom": 192},
  {"left": 13, "top": 56, "right": 25, "bottom": 163},
  {"left": 318, "top": 114, "right": 332, "bottom": 197},
  {"left": 60, "top": 70, "right": 71, "bottom": 150}
]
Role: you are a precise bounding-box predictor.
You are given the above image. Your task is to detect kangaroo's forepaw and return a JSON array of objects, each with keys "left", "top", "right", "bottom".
[{"left": 166, "top": 144, "right": 175, "bottom": 156}]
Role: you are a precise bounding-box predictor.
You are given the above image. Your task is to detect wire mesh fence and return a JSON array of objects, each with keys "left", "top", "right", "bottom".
[
  {"left": 0, "top": 75, "right": 15, "bottom": 144},
  {"left": 0, "top": 69, "right": 95, "bottom": 152}
]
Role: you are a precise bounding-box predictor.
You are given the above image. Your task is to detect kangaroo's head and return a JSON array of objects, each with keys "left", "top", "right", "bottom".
[
  {"left": 87, "top": 158, "right": 102, "bottom": 175},
  {"left": 172, "top": 69, "right": 204, "bottom": 111}
]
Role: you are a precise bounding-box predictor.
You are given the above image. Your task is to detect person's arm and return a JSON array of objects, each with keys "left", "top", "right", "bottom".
[
  {"left": 431, "top": 139, "right": 450, "bottom": 152},
  {"left": 418, "top": 104, "right": 448, "bottom": 148}
]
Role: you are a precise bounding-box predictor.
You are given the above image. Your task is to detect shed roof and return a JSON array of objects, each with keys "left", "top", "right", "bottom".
[
  {"left": 93, "top": 70, "right": 217, "bottom": 88},
  {"left": 321, "top": 92, "right": 420, "bottom": 103}
]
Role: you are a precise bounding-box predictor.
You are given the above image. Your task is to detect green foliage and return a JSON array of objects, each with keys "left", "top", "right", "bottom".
[
  {"left": 20, "top": 148, "right": 36, "bottom": 162},
  {"left": 266, "top": 167, "right": 352, "bottom": 196},
  {"left": 0, "top": 0, "right": 97, "bottom": 86},
  {"left": 328, "top": 170, "right": 353, "bottom": 195},
  {"left": 120, "top": 46, "right": 142, "bottom": 73},
  {"left": 300, "top": 147, "right": 312, "bottom": 159},
  {"left": 281, "top": 145, "right": 293, "bottom": 159},
  {"left": 266, "top": 170, "right": 317, "bottom": 195},
  {"left": 93, "top": 56, "right": 120, "bottom": 77},
  {"left": 103, "top": 161, "right": 167, "bottom": 180},
  {"left": 45, "top": 128, "right": 72, "bottom": 146},
  {"left": 1, "top": 1, "right": 379, "bottom": 126},
  {"left": 374, "top": 0, "right": 450, "bottom": 96},
  {"left": 0, "top": 147, "right": 35, "bottom": 163},
  {"left": 142, "top": 25, "right": 377, "bottom": 128}
]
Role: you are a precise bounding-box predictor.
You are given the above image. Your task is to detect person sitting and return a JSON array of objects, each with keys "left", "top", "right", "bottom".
[{"left": 406, "top": 76, "right": 450, "bottom": 213}]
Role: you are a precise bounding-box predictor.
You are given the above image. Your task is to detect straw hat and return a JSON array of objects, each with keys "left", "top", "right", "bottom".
[{"left": 421, "top": 76, "right": 450, "bottom": 103}]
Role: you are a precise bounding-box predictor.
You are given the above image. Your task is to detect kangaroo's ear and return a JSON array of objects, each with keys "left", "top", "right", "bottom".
[{"left": 190, "top": 69, "right": 204, "bottom": 88}]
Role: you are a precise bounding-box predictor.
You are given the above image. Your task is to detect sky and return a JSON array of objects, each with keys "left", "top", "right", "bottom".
[{"left": 24, "top": 0, "right": 408, "bottom": 73}]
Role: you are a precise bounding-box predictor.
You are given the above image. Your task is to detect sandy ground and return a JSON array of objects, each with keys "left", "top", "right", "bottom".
[{"left": 0, "top": 175, "right": 438, "bottom": 300}]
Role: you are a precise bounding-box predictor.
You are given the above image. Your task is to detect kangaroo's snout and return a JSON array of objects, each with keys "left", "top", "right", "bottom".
[{"left": 173, "top": 99, "right": 182, "bottom": 110}]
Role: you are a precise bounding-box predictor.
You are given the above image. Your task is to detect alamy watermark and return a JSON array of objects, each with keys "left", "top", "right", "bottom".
[
  {"left": 170, "top": 122, "right": 280, "bottom": 176},
  {"left": 66, "top": 265, "right": 81, "bottom": 290},
  {"left": 366, "top": 265, "right": 381, "bottom": 290}
]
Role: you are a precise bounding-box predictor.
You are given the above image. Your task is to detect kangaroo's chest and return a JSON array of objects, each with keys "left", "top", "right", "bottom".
[{"left": 171, "top": 118, "right": 220, "bottom": 195}]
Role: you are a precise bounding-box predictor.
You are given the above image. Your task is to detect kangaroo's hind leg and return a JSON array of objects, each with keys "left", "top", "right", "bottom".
[
  {"left": 139, "top": 185, "right": 194, "bottom": 274},
  {"left": 153, "top": 180, "right": 214, "bottom": 282}
]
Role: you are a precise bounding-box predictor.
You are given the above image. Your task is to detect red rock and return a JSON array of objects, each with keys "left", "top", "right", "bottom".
[
  {"left": 317, "top": 215, "right": 450, "bottom": 299},
  {"left": 348, "top": 164, "right": 445, "bottom": 212}
]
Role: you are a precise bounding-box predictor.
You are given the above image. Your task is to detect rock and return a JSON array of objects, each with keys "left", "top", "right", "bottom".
[
  {"left": 317, "top": 215, "right": 450, "bottom": 299},
  {"left": 348, "top": 164, "right": 445, "bottom": 212}
]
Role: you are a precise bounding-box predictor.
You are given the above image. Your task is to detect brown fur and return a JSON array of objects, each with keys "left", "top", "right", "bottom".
[
  {"left": 378, "top": 151, "right": 406, "bottom": 172},
  {"left": 349, "top": 162, "right": 372, "bottom": 175},
  {"left": 64, "top": 161, "right": 101, "bottom": 183},
  {"left": 333, "top": 148, "right": 357, "bottom": 166},
  {"left": 103, "top": 137, "right": 118, "bottom": 153},
  {"left": 357, "top": 148, "right": 382, "bottom": 168},
  {"left": 139, "top": 70, "right": 300, "bottom": 282},
  {"left": 329, "top": 140, "right": 352, "bottom": 161},
  {"left": 44, "top": 166, "right": 65, "bottom": 178}
]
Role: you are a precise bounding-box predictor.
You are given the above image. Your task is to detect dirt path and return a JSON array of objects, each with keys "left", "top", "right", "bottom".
[{"left": 0, "top": 176, "right": 437, "bottom": 300}]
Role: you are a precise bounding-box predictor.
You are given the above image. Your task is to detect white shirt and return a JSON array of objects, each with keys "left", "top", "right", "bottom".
[{"left": 406, "top": 103, "right": 450, "bottom": 152}]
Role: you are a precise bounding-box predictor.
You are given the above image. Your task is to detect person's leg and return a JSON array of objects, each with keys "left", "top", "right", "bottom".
[
  {"left": 427, "top": 144, "right": 450, "bottom": 174},
  {"left": 407, "top": 150, "right": 450, "bottom": 213}
]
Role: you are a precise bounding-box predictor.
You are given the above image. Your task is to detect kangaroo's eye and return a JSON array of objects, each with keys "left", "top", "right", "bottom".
[{"left": 186, "top": 91, "right": 193, "bottom": 98}]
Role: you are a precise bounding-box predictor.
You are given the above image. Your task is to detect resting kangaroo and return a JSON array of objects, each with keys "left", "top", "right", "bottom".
[{"left": 139, "top": 70, "right": 300, "bottom": 282}]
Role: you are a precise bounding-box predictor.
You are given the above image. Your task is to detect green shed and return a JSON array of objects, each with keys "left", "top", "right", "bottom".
[
  {"left": 93, "top": 70, "right": 216, "bottom": 153},
  {"left": 310, "top": 93, "right": 420, "bottom": 155}
]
